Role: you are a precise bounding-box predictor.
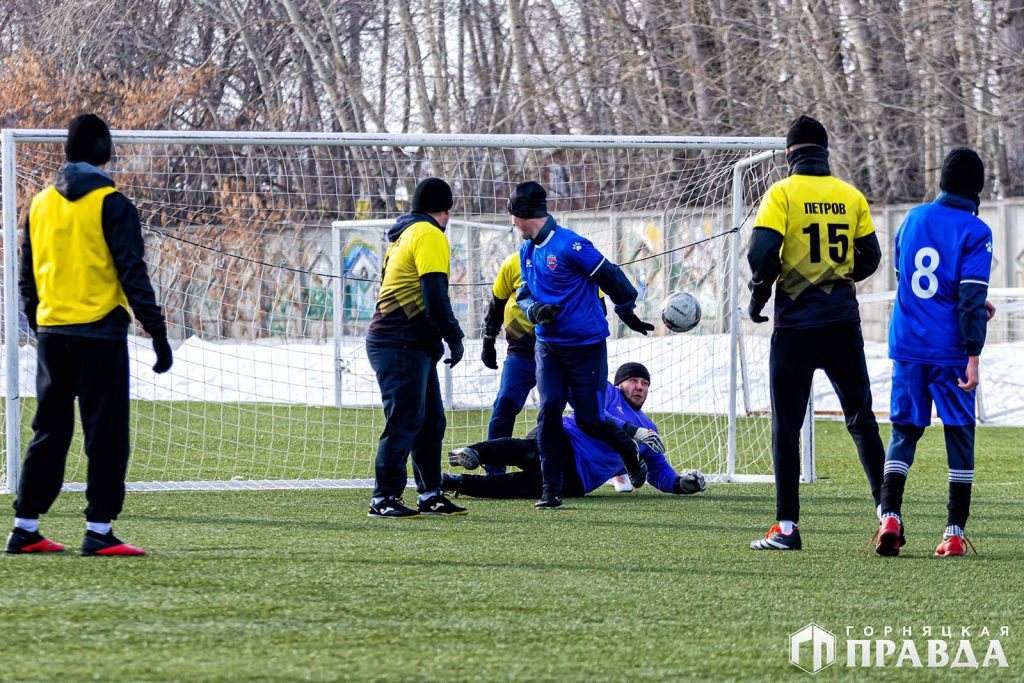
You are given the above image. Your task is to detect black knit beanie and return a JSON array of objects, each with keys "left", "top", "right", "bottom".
[
  {"left": 786, "top": 115, "right": 828, "bottom": 149},
  {"left": 65, "top": 113, "right": 112, "bottom": 166},
  {"left": 411, "top": 177, "right": 454, "bottom": 213},
  {"left": 940, "top": 147, "right": 984, "bottom": 198},
  {"left": 507, "top": 181, "right": 548, "bottom": 219},
  {"left": 614, "top": 362, "right": 651, "bottom": 386}
]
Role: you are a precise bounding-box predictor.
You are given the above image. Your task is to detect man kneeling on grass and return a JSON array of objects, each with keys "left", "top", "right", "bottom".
[{"left": 443, "top": 363, "right": 706, "bottom": 503}]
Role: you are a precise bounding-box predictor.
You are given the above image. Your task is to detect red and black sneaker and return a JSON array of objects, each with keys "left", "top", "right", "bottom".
[
  {"left": 80, "top": 531, "right": 146, "bottom": 557},
  {"left": 875, "top": 516, "right": 903, "bottom": 557},
  {"left": 5, "top": 527, "right": 65, "bottom": 554},
  {"left": 750, "top": 524, "right": 802, "bottom": 550}
]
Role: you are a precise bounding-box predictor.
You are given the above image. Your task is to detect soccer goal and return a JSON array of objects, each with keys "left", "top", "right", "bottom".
[{"left": 1, "top": 129, "right": 792, "bottom": 493}]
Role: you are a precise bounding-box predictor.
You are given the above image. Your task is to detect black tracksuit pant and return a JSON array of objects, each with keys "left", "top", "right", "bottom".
[
  {"left": 365, "top": 337, "right": 446, "bottom": 500},
  {"left": 13, "top": 333, "right": 131, "bottom": 523},
  {"left": 770, "top": 322, "right": 884, "bottom": 523},
  {"left": 457, "top": 429, "right": 585, "bottom": 499}
]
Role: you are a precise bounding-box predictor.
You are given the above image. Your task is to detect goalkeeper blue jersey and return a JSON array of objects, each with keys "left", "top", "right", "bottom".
[
  {"left": 564, "top": 382, "right": 678, "bottom": 493},
  {"left": 889, "top": 194, "right": 993, "bottom": 365},
  {"left": 519, "top": 217, "right": 608, "bottom": 345}
]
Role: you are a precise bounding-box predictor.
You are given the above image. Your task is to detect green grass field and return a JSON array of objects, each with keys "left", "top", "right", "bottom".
[{"left": 1, "top": 421, "right": 1022, "bottom": 681}]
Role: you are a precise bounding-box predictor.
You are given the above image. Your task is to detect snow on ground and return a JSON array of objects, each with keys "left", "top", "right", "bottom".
[{"left": 3, "top": 333, "right": 1023, "bottom": 426}]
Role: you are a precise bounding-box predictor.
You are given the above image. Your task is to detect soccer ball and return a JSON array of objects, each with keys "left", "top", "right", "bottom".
[{"left": 661, "top": 291, "right": 701, "bottom": 333}]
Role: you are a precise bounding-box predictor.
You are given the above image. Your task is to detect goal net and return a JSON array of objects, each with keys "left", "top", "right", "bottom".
[{"left": 1, "top": 131, "right": 787, "bottom": 492}]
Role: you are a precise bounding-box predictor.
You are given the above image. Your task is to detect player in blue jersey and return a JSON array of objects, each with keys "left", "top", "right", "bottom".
[
  {"left": 509, "top": 181, "right": 655, "bottom": 510},
  {"left": 442, "top": 363, "right": 707, "bottom": 499},
  {"left": 875, "top": 148, "right": 995, "bottom": 558}
]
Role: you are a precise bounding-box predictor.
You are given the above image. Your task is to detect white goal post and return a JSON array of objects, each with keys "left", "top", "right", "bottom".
[{"left": 1, "top": 129, "right": 794, "bottom": 493}]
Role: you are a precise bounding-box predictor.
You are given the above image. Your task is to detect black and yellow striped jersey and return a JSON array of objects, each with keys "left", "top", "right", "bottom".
[
  {"left": 753, "top": 174, "right": 875, "bottom": 328},
  {"left": 492, "top": 252, "right": 535, "bottom": 355},
  {"left": 367, "top": 214, "right": 451, "bottom": 346}
]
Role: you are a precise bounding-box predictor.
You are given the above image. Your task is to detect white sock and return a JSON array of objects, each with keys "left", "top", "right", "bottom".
[
  {"left": 86, "top": 522, "right": 112, "bottom": 535},
  {"left": 418, "top": 489, "right": 442, "bottom": 503},
  {"left": 779, "top": 520, "right": 796, "bottom": 535},
  {"left": 877, "top": 504, "right": 883, "bottom": 520},
  {"left": 14, "top": 517, "right": 39, "bottom": 533}
]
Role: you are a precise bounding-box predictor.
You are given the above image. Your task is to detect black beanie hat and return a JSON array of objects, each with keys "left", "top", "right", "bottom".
[
  {"left": 411, "top": 177, "right": 454, "bottom": 214},
  {"left": 940, "top": 147, "right": 984, "bottom": 197},
  {"left": 614, "top": 362, "right": 651, "bottom": 386},
  {"left": 786, "top": 115, "right": 828, "bottom": 149},
  {"left": 65, "top": 113, "right": 112, "bottom": 166},
  {"left": 507, "top": 181, "right": 548, "bottom": 219}
]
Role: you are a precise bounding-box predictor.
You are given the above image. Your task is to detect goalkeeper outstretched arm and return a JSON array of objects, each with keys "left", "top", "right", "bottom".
[{"left": 604, "top": 415, "right": 704, "bottom": 495}]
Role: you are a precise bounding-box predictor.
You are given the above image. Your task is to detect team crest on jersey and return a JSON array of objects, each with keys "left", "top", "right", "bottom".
[
  {"left": 572, "top": 242, "right": 582, "bottom": 251},
  {"left": 547, "top": 255, "right": 557, "bottom": 270},
  {"left": 525, "top": 258, "right": 532, "bottom": 268},
  {"left": 986, "top": 241, "right": 993, "bottom": 253}
]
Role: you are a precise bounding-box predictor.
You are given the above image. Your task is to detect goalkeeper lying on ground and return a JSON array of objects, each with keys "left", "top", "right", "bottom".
[{"left": 443, "top": 363, "right": 706, "bottom": 498}]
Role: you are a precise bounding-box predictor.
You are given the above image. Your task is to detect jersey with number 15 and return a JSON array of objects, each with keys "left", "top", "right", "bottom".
[
  {"left": 889, "top": 200, "right": 993, "bottom": 365},
  {"left": 753, "top": 175, "right": 875, "bottom": 328}
]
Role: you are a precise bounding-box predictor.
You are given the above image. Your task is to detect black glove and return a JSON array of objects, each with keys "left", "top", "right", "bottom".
[
  {"left": 444, "top": 337, "right": 464, "bottom": 367},
  {"left": 674, "top": 469, "right": 707, "bottom": 495},
  {"left": 26, "top": 305, "right": 37, "bottom": 336},
  {"left": 748, "top": 298, "right": 769, "bottom": 324},
  {"left": 151, "top": 330, "right": 173, "bottom": 374},
  {"left": 629, "top": 458, "right": 648, "bottom": 489},
  {"left": 481, "top": 336, "right": 498, "bottom": 370},
  {"left": 747, "top": 281, "right": 770, "bottom": 324},
  {"left": 619, "top": 310, "right": 655, "bottom": 335},
  {"left": 531, "top": 303, "right": 562, "bottom": 325}
]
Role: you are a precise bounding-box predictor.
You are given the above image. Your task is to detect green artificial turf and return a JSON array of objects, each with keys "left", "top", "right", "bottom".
[{"left": 1, "top": 421, "right": 1022, "bottom": 681}]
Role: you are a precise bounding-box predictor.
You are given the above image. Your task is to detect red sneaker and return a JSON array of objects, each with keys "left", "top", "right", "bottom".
[
  {"left": 935, "top": 535, "right": 970, "bottom": 557},
  {"left": 5, "top": 528, "right": 65, "bottom": 554},
  {"left": 875, "top": 516, "right": 902, "bottom": 557},
  {"left": 81, "top": 531, "right": 146, "bottom": 557}
]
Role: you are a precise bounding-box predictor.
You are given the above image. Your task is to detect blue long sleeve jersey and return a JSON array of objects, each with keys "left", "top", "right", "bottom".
[
  {"left": 516, "top": 217, "right": 639, "bottom": 345},
  {"left": 564, "top": 382, "right": 679, "bottom": 494},
  {"left": 889, "top": 193, "right": 993, "bottom": 364}
]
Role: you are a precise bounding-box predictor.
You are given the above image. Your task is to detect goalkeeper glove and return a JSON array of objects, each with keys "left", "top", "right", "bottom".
[
  {"left": 481, "top": 336, "right": 498, "bottom": 370},
  {"left": 674, "top": 469, "right": 707, "bottom": 495},
  {"left": 632, "top": 427, "right": 666, "bottom": 454},
  {"left": 151, "top": 329, "right": 173, "bottom": 374}
]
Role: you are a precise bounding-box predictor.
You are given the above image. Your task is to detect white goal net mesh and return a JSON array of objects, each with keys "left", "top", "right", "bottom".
[{"left": 1, "top": 134, "right": 786, "bottom": 490}]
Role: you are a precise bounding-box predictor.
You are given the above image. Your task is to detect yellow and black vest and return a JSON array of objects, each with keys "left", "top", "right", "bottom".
[{"left": 29, "top": 185, "right": 130, "bottom": 326}]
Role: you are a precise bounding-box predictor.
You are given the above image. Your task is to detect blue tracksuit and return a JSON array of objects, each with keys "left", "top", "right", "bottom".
[
  {"left": 565, "top": 382, "right": 679, "bottom": 493},
  {"left": 515, "top": 217, "right": 639, "bottom": 495}
]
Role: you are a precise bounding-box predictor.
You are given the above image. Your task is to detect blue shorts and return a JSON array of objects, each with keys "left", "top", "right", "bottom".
[{"left": 890, "top": 361, "right": 976, "bottom": 427}]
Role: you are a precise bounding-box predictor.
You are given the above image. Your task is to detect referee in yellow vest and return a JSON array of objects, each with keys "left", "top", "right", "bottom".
[{"left": 6, "top": 114, "right": 173, "bottom": 557}]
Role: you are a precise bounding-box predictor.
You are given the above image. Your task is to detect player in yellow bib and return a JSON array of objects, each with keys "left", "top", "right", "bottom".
[
  {"left": 479, "top": 252, "right": 536, "bottom": 474},
  {"left": 746, "top": 115, "right": 885, "bottom": 551},
  {"left": 7, "top": 114, "right": 172, "bottom": 557},
  {"left": 365, "top": 177, "right": 468, "bottom": 519}
]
